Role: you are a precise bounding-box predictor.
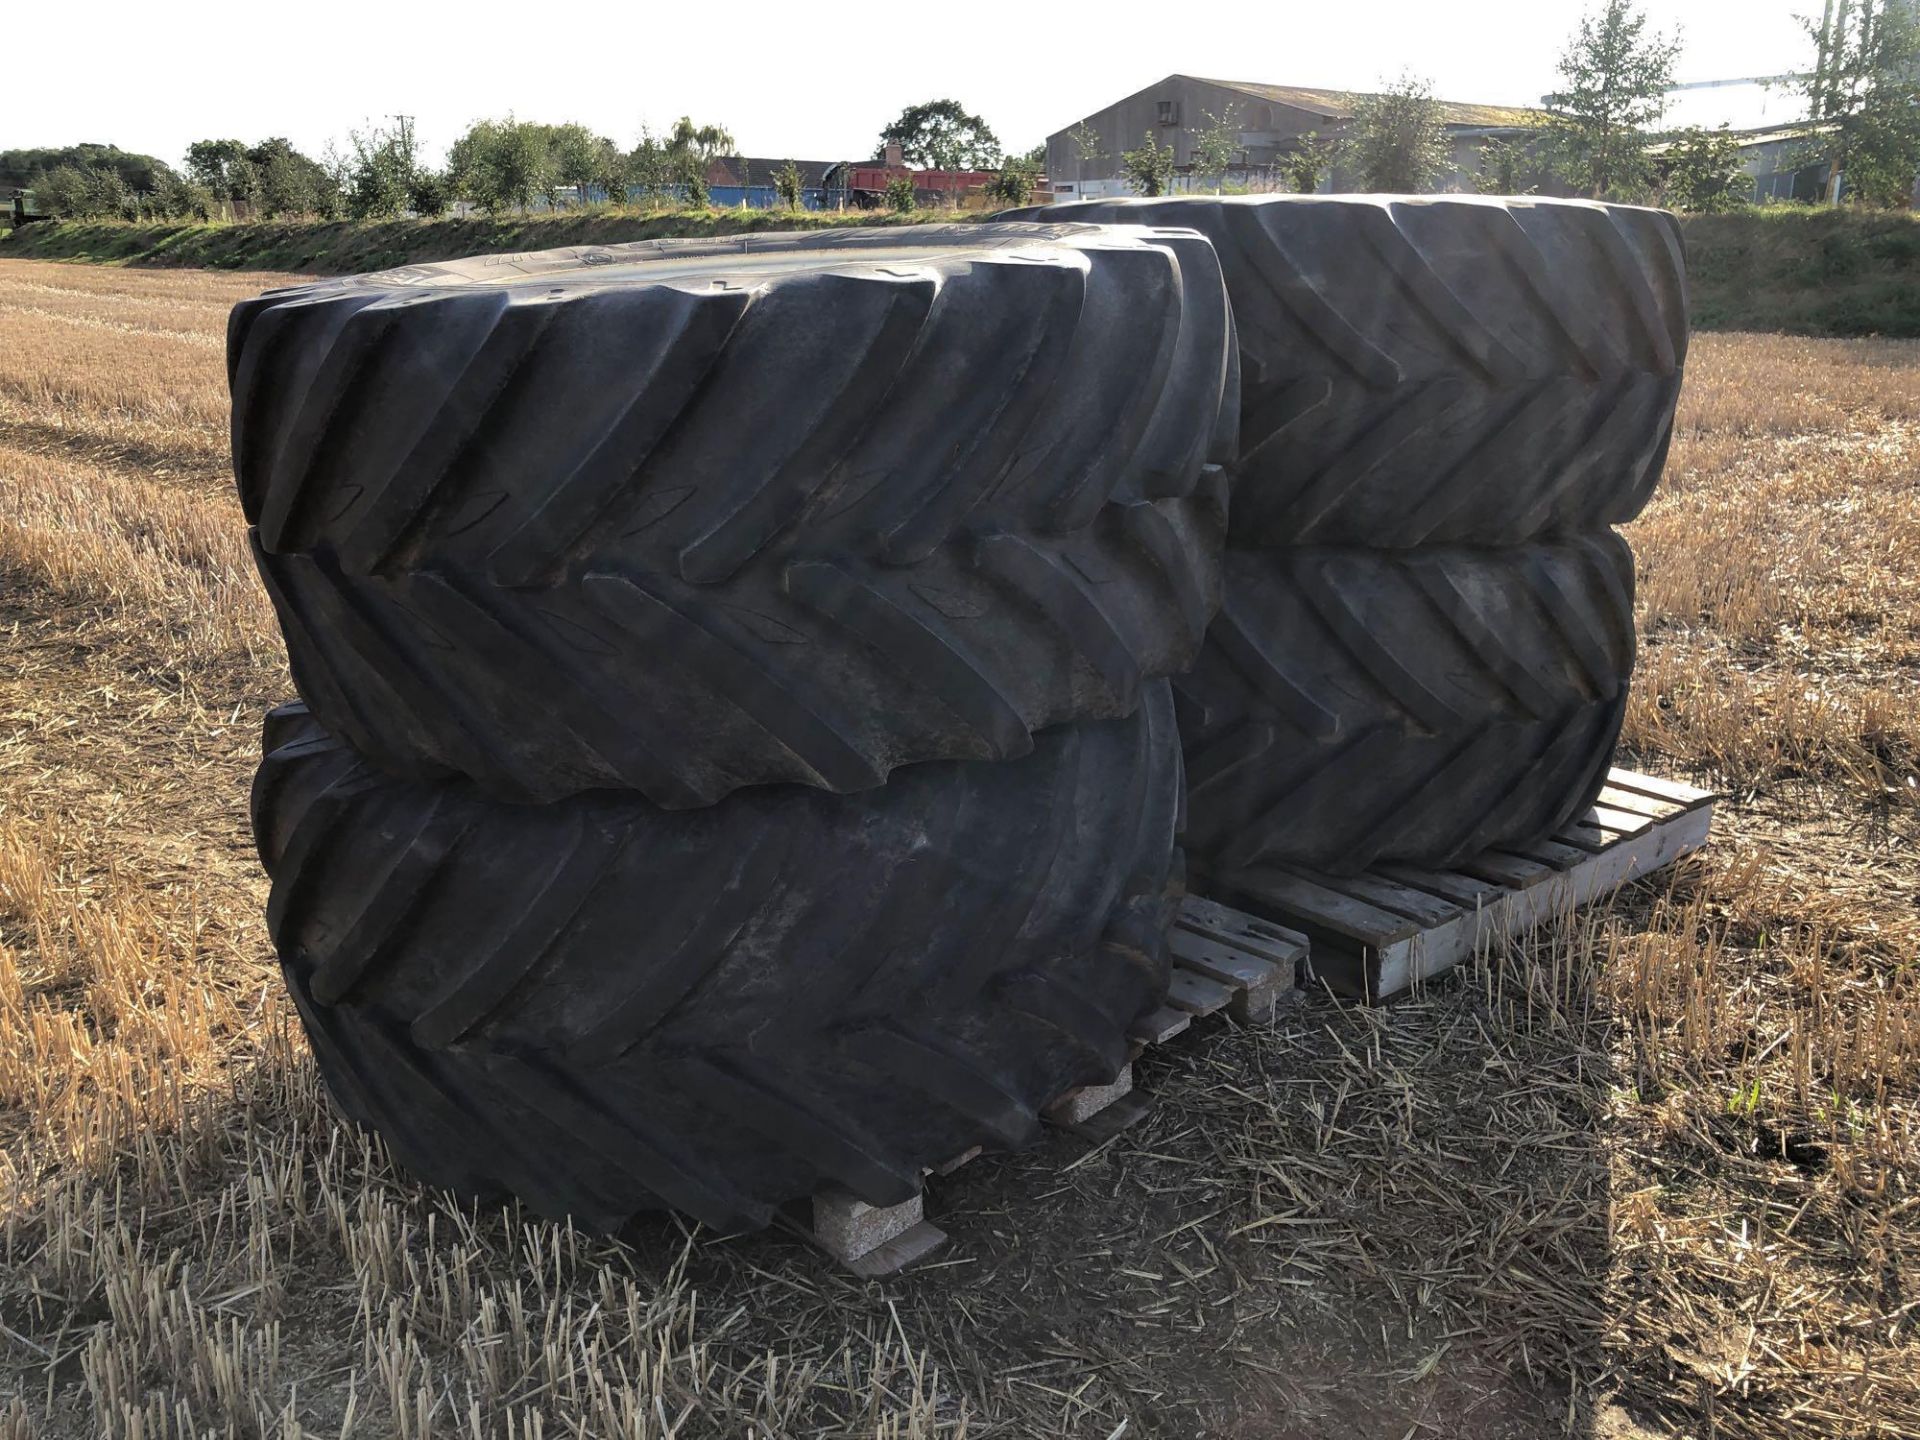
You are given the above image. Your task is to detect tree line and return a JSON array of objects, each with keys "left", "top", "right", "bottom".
[
  {"left": 7, "top": 100, "right": 1049, "bottom": 225},
  {"left": 8, "top": 115, "right": 755, "bottom": 223}
]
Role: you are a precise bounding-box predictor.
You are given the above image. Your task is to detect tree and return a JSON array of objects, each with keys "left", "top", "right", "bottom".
[
  {"left": 448, "top": 117, "right": 551, "bottom": 214},
  {"left": 1065, "top": 120, "right": 1106, "bottom": 182},
  {"left": 1473, "top": 136, "right": 1525, "bottom": 194},
  {"left": 663, "top": 116, "right": 733, "bottom": 207},
  {"left": 885, "top": 172, "right": 916, "bottom": 212},
  {"left": 408, "top": 169, "right": 452, "bottom": 218},
  {"left": 151, "top": 169, "right": 215, "bottom": 220},
  {"left": 1, "top": 144, "right": 172, "bottom": 196},
  {"left": 1284, "top": 131, "right": 1337, "bottom": 193},
  {"left": 548, "top": 123, "right": 605, "bottom": 205},
  {"left": 344, "top": 122, "right": 415, "bottom": 219},
  {"left": 252, "top": 138, "right": 338, "bottom": 218},
  {"left": 1189, "top": 108, "right": 1241, "bottom": 190},
  {"left": 86, "top": 166, "right": 133, "bottom": 218},
  {"left": 1545, "top": 0, "right": 1681, "bottom": 199},
  {"left": 1347, "top": 74, "right": 1450, "bottom": 192},
  {"left": 879, "top": 99, "right": 1001, "bottom": 170},
  {"left": 185, "top": 137, "right": 334, "bottom": 217},
  {"left": 1657, "top": 126, "right": 1747, "bottom": 211},
  {"left": 591, "top": 137, "right": 630, "bottom": 206},
  {"left": 186, "top": 139, "right": 258, "bottom": 205},
  {"left": 32, "top": 163, "right": 137, "bottom": 220},
  {"left": 1121, "top": 131, "right": 1175, "bottom": 196},
  {"left": 32, "top": 164, "right": 96, "bottom": 218},
  {"left": 12, "top": 145, "right": 201, "bottom": 220},
  {"left": 985, "top": 151, "right": 1040, "bottom": 205},
  {"left": 773, "top": 160, "right": 805, "bottom": 210},
  {"left": 627, "top": 126, "right": 670, "bottom": 203},
  {"left": 1800, "top": 0, "right": 1920, "bottom": 206}
]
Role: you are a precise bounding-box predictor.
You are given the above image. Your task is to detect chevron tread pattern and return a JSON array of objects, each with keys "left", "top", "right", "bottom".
[
  {"left": 229, "top": 224, "right": 1236, "bottom": 802},
  {"left": 253, "top": 686, "right": 1183, "bottom": 1234},
  {"left": 1174, "top": 534, "right": 1636, "bottom": 874},
  {"left": 999, "top": 195, "right": 1688, "bottom": 547},
  {"left": 251, "top": 483, "right": 1225, "bottom": 805}
]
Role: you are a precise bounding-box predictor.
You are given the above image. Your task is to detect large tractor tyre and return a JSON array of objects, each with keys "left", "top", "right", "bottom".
[
  {"left": 999, "top": 196, "right": 1686, "bottom": 549},
  {"left": 252, "top": 482, "right": 1226, "bottom": 808},
  {"left": 253, "top": 685, "right": 1184, "bottom": 1235},
  {"left": 231, "top": 225, "right": 1238, "bottom": 805},
  {"left": 1175, "top": 533, "right": 1634, "bottom": 876}
]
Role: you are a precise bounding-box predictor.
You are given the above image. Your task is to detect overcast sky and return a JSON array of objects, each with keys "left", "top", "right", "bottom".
[{"left": 10, "top": 0, "right": 1815, "bottom": 169}]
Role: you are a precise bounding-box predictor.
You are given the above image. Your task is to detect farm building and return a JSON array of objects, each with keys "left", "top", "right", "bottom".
[
  {"left": 1647, "top": 122, "right": 1917, "bottom": 207},
  {"left": 1660, "top": 74, "right": 1920, "bottom": 207},
  {"left": 1726, "top": 126, "right": 1919, "bottom": 207},
  {"left": 827, "top": 144, "right": 1049, "bottom": 209},
  {"left": 1719, "top": 127, "right": 1833, "bottom": 204},
  {"left": 1046, "top": 74, "right": 1545, "bottom": 197},
  {"left": 701, "top": 156, "right": 842, "bottom": 209}
]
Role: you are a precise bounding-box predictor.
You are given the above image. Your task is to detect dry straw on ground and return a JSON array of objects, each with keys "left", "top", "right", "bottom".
[{"left": 0, "top": 260, "right": 1915, "bottom": 1438}]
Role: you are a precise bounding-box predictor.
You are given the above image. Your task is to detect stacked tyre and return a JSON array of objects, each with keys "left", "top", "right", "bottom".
[
  {"left": 1002, "top": 195, "right": 1686, "bottom": 875},
  {"left": 232, "top": 225, "right": 1239, "bottom": 1232}
]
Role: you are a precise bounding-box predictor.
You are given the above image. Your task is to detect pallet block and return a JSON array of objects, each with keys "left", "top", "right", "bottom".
[
  {"left": 811, "top": 1186, "right": 949, "bottom": 1277},
  {"left": 1196, "top": 769, "right": 1716, "bottom": 1002},
  {"left": 801, "top": 898, "right": 1312, "bottom": 1275}
]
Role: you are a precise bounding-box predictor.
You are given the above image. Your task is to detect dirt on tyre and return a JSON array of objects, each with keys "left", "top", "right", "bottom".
[
  {"left": 252, "top": 684, "right": 1184, "bottom": 1234},
  {"left": 1174, "top": 533, "right": 1634, "bottom": 875},
  {"left": 999, "top": 195, "right": 1686, "bottom": 548},
  {"left": 231, "top": 225, "right": 1237, "bottom": 805}
]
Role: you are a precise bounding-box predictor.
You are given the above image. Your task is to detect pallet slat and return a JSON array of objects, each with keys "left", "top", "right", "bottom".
[
  {"left": 1170, "top": 929, "right": 1278, "bottom": 990},
  {"left": 843, "top": 1222, "right": 949, "bottom": 1277},
  {"left": 1373, "top": 864, "right": 1504, "bottom": 908},
  {"left": 1167, "top": 966, "right": 1238, "bottom": 1014},
  {"left": 1551, "top": 821, "right": 1616, "bottom": 853},
  {"left": 1290, "top": 869, "right": 1462, "bottom": 927},
  {"left": 1606, "top": 770, "right": 1716, "bottom": 810},
  {"left": 1596, "top": 785, "right": 1684, "bottom": 821},
  {"left": 1206, "top": 869, "right": 1423, "bottom": 945},
  {"left": 1176, "top": 895, "right": 1311, "bottom": 963},
  {"left": 1199, "top": 768, "right": 1715, "bottom": 1001},
  {"left": 1586, "top": 802, "right": 1656, "bottom": 836},
  {"left": 1460, "top": 851, "right": 1556, "bottom": 887},
  {"left": 1505, "top": 837, "right": 1590, "bottom": 869}
]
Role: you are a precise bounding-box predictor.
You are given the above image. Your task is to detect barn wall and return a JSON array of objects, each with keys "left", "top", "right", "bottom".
[
  {"left": 1046, "top": 76, "right": 1529, "bottom": 198},
  {"left": 1047, "top": 77, "right": 1334, "bottom": 189}
]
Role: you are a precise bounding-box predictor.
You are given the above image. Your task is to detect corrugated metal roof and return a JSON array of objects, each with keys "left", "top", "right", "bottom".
[
  {"left": 1189, "top": 77, "right": 1545, "bottom": 129},
  {"left": 706, "top": 157, "right": 842, "bottom": 189},
  {"left": 1644, "top": 121, "right": 1832, "bottom": 155}
]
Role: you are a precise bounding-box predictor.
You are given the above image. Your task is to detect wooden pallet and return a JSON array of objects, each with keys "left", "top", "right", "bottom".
[
  {"left": 802, "top": 904, "right": 1309, "bottom": 1275},
  {"left": 1195, "top": 768, "right": 1717, "bottom": 1002}
]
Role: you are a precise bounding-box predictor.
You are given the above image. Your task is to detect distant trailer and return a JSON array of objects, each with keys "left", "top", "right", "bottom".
[
  {"left": 706, "top": 185, "right": 841, "bottom": 211},
  {"left": 7, "top": 190, "right": 52, "bottom": 227}
]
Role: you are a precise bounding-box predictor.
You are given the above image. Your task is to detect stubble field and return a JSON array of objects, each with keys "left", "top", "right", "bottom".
[{"left": 0, "top": 258, "right": 1915, "bottom": 1439}]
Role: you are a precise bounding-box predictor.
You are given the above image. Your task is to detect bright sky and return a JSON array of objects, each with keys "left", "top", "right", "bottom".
[{"left": 10, "top": 0, "right": 1815, "bottom": 170}]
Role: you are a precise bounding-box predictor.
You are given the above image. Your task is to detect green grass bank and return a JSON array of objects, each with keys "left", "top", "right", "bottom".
[
  {"left": 5, "top": 205, "right": 1919, "bottom": 337},
  {"left": 0, "top": 208, "right": 932, "bottom": 277},
  {"left": 1682, "top": 207, "right": 1920, "bottom": 338}
]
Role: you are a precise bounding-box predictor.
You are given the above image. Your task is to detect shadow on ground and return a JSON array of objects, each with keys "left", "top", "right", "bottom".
[{"left": 622, "top": 920, "right": 1638, "bottom": 1438}]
